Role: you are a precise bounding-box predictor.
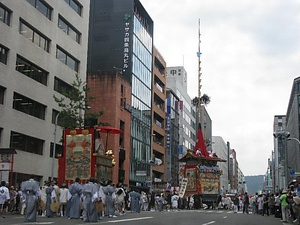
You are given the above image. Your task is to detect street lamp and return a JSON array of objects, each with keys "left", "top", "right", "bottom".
[
  {"left": 79, "top": 105, "right": 91, "bottom": 127},
  {"left": 288, "top": 137, "right": 300, "bottom": 145},
  {"left": 51, "top": 111, "right": 61, "bottom": 181}
]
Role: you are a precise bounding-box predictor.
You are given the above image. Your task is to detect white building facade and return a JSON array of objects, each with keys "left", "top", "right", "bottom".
[
  {"left": 0, "top": 0, "right": 90, "bottom": 186},
  {"left": 166, "top": 66, "right": 196, "bottom": 157},
  {"left": 212, "top": 136, "right": 229, "bottom": 194}
]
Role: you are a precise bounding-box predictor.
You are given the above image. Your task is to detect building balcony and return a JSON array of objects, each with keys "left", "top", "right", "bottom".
[
  {"left": 153, "top": 141, "right": 165, "bottom": 154},
  {"left": 153, "top": 164, "right": 164, "bottom": 174},
  {"left": 153, "top": 104, "right": 166, "bottom": 118},
  {"left": 153, "top": 123, "right": 165, "bottom": 135},
  {"left": 154, "top": 85, "right": 165, "bottom": 100}
]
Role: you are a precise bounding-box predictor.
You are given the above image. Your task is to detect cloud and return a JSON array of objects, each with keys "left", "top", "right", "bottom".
[{"left": 140, "top": 0, "right": 300, "bottom": 175}]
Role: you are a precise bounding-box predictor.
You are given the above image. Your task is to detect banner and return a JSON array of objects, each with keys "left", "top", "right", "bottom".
[{"left": 178, "top": 178, "right": 188, "bottom": 198}]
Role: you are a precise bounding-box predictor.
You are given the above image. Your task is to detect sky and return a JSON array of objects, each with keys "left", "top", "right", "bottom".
[{"left": 140, "top": 0, "right": 300, "bottom": 176}]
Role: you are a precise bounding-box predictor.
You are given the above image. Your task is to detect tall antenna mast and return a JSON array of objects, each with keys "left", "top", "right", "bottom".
[{"left": 197, "top": 19, "right": 202, "bottom": 124}]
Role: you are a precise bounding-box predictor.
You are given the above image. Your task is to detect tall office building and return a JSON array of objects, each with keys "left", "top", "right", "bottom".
[
  {"left": 151, "top": 46, "right": 166, "bottom": 191},
  {"left": 88, "top": 0, "right": 153, "bottom": 189},
  {"left": 165, "top": 89, "right": 180, "bottom": 186},
  {"left": 286, "top": 77, "right": 300, "bottom": 184},
  {"left": 273, "top": 115, "right": 287, "bottom": 191},
  {"left": 0, "top": 0, "right": 90, "bottom": 185},
  {"left": 166, "top": 66, "right": 196, "bottom": 156}
]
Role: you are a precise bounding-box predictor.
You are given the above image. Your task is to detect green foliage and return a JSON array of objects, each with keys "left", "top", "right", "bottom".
[{"left": 53, "top": 74, "right": 103, "bottom": 129}]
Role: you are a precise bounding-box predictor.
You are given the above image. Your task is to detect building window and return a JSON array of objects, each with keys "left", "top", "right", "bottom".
[
  {"left": 64, "top": 0, "right": 82, "bottom": 16},
  {"left": 16, "top": 55, "right": 48, "bottom": 85},
  {"left": 10, "top": 131, "right": 44, "bottom": 155},
  {"left": 0, "top": 3, "right": 11, "bottom": 26},
  {"left": 0, "top": 44, "right": 9, "bottom": 64},
  {"left": 54, "top": 76, "right": 74, "bottom": 96},
  {"left": 13, "top": 92, "right": 46, "bottom": 120},
  {"left": 0, "top": 85, "right": 6, "bottom": 104},
  {"left": 19, "top": 19, "right": 50, "bottom": 52},
  {"left": 26, "top": 0, "right": 52, "bottom": 20},
  {"left": 56, "top": 46, "right": 79, "bottom": 72},
  {"left": 0, "top": 127, "right": 2, "bottom": 143},
  {"left": 121, "top": 84, "right": 125, "bottom": 96},
  {"left": 58, "top": 15, "right": 81, "bottom": 43},
  {"left": 50, "top": 142, "right": 63, "bottom": 158}
]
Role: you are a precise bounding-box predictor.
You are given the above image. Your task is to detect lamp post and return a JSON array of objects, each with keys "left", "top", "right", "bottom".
[
  {"left": 273, "top": 131, "right": 290, "bottom": 188},
  {"left": 288, "top": 137, "right": 300, "bottom": 145},
  {"left": 79, "top": 105, "right": 91, "bottom": 127},
  {"left": 51, "top": 111, "right": 61, "bottom": 181}
]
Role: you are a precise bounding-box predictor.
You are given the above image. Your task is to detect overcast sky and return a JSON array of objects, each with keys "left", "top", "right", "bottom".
[{"left": 140, "top": 0, "right": 300, "bottom": 176}]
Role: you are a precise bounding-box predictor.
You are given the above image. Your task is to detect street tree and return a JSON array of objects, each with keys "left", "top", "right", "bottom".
[{"left": 53, "top": 74, "right": 104, "bottom": 129}]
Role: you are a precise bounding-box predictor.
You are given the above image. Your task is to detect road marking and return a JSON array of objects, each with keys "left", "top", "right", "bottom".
[
  {"left": 107, "top": 217, "right": 153, "bottom": 223},
  {"left": 202, "top": 221, "right": 216, "bottom": 225},
  {"left": 75, "top": 217, "right": 153, "bottom": 225},
  {"left": 21, "top": 223, "right": 54, "bottom": 225},
  {"left": 223, "top": 216, "right": 227, "bottom": 218}
]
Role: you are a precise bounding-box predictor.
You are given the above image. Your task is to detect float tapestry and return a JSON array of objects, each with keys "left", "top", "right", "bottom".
[
  {"left": 65, "top": 131, "right": 92, "bottom": 180},
  {"left": 185, "top": 167, "right": 197, "bottom": 191}
]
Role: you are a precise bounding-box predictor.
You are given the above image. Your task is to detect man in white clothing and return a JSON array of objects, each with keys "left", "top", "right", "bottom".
[
  {"left": 0, "top": 181, "right": 10, "bottom": 218},
  {"left": 59, "top": 183, "right": 68, "bottom": 217}
]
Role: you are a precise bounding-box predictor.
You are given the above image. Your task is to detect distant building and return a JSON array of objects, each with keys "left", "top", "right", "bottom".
[
  {"left": 166, "top": 66, "right": 196, "bottom": 156},
  {"left": 165, "top": 89, "right": 180, "bottom": 186},
  {"left": 229, "top": 149, "right": 238, "bottom": 192},
  {"left": 212, "top": 136, "right": 229, "bottom": 194},
  {"left": 151, "top": 46, "right": 166, "bottom": 191},
  {"left": 273, "top": 115, "right": 287, "bottom": 191}
]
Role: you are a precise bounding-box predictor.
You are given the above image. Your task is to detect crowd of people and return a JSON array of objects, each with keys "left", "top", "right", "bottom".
[
  {"left": 216, "top": 180, "right": 300, "bottom": 224},
  {"left": 1, "top": 176, "right": 300, "bottom": 224},
  {"left": 0, "top": 177, "right": 186, "bottom": 222}
]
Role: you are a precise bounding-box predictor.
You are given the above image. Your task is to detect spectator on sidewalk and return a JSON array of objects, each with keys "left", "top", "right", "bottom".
[
  {"left": 243, "top": 192, "right": 250, "bottom": 214},
  {"left": 233, "top": 194, "right": 239, "bottom": 213},
  {"left": 280, "top": 189, "right": 289, "bottom": 223}
]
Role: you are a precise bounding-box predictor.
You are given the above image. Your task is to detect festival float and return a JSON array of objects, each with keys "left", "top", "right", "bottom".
[{"left": 178, "top": 20, "right": 226, "bottom": 208}]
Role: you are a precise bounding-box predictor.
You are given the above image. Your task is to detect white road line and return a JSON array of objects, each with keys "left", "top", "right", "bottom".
[
  {"left": 21, "top": 223, "right": 54, "bottom": 225},
  {"left": 202, "top": 221, "right": 216, "bottom": 225},
  {"left": 76, "top": 216, "right": 154, "bottom": 225},
  {"left": 223, "top": 216, "right": 228, "bottom": 218},
  {"left": 107, "top": 217, "right": 154, "bottom": 223}
]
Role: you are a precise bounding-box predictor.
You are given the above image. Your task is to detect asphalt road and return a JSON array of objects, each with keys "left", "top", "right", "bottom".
[{"left": 2, "top": 209, "right": 288, "bottom": 225}]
